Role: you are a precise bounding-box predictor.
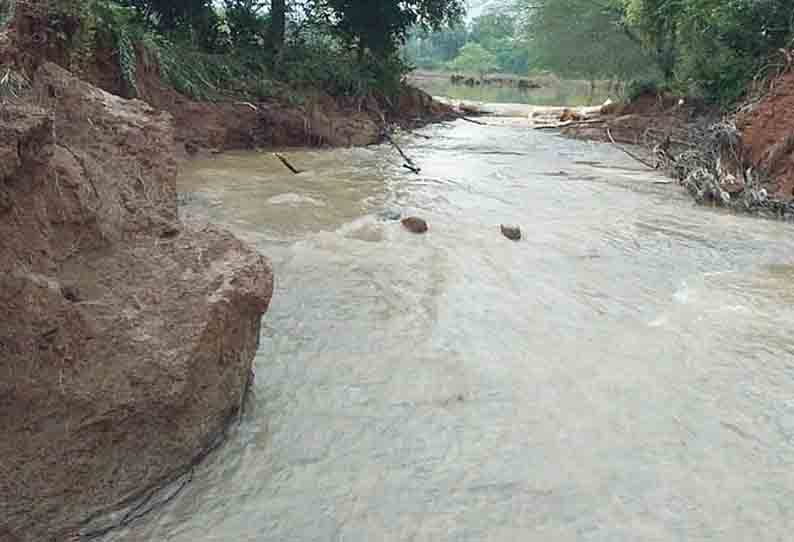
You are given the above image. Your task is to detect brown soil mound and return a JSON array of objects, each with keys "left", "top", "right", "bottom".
[
  {"left": 1, "top": 8, "right": 273, "bottom": 541},
  {"left": 737, "top": 71, "right": 794, "bottom": 198}
]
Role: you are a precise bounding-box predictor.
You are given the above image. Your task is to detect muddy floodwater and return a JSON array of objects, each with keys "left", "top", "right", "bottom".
[{"left": 108, "top": 120, "right": 794, "bottom": 541}]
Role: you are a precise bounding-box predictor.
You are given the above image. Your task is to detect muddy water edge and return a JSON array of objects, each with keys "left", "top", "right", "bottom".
[{"left": 106, "top": 119, "right": 794, "bottom": 541}]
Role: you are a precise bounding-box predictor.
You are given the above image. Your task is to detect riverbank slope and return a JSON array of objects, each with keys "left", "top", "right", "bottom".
[
  {"left": 0, "top": 7, "right": 277, "bottom": 541},
  {"left": 0, "top": 1, "right": 464, "bottom": 538},
  {"left": 557, "top": 79, "right": 794, "bottom": 219}
]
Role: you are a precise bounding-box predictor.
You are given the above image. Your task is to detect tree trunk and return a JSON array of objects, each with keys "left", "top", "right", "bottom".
[{"left": 270, "top": 0, "right": 286, "bottom": 53}]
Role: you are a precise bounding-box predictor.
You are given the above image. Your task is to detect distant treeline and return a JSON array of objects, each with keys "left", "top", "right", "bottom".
[{"left": 403, "top": 0, "right": 794, "bottom": 105}]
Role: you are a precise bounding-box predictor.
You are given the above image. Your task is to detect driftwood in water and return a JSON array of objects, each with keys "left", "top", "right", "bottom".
[
  {"left": 384, "top": 132, "right": 421, "bottom": 174},
  {"left": 459, "top": 115, "right": 489, "bottom": 126},
  {"left": 403, "top": 129, "right": 432, "bottom": 140},
  {"left": 533, "top": 118, "right": 607, "bottom": 130},
  {"left": 274, "top": 153, "right": 302, "bottom": 174}
]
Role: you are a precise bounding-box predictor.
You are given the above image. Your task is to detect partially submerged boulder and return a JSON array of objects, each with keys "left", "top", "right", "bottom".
[
  {"left": 500, "top": 225, "right": 522, "bottom": 241},
  {"left": 0, "top": 62, "right": 273, "bottom": 541},
  {"left": 402, "top": 216, "right": 429, "bottom": 234}
]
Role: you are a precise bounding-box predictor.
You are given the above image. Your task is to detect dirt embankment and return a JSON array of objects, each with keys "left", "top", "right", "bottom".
[
  {"left": 560, "top": 92, "right": 716, "bottom": 146},
  {"left": 561, "top": 79, "right": 794, "bottom": 216},
  {"left": 737, "top": 71, "right": 794, "bottom": 199},
  {"left": 1, "top": 7, "right": 273, "bottom": 542},
  {"left": 6, "top": 3, "right": 455, "bottom": 160},
  {"left": 84, "top": 46, "right": 456, "bottom": 160}
]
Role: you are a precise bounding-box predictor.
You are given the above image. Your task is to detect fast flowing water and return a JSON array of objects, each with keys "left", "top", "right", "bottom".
[{"left": 111, "top": 120, "right": 794, "bottom": 541}]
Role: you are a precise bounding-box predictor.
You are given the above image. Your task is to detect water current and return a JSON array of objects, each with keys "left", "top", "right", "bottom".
[{"left": 109, "top": 119, "right": 794, "bottom": 541}]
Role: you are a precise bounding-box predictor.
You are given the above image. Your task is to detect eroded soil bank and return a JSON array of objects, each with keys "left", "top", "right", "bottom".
[
  {"left": 0, "top": 0, "right": 464, "bottom": 538},
  {"left": 0, "top": 6, "right": 276, "bottom": 542},
  {"left": 86, "top": 45, "right": 456, "bottom": 160},
  {"left": 556, "top": 77, "right": 794, "bottom": 218},
  {"left": 106, "top": 56, "right": 457, "bottom": 159}
]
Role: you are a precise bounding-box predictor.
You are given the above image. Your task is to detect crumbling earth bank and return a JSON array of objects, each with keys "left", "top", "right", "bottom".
[{"left": 0, "top": 62, "right": 273, "bottom": 542}]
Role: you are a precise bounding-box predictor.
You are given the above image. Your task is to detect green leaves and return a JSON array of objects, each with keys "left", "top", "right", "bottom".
[
  {"left": 0, "top": 0, "right": 14, "bottom": 29},
  {"left": 449, "top": 42, "right": 497, "bottom": 78},
  {"left": 320, "top": 0, "right": 464, "bottom": 55},
  {"left": 522, "top": 0, "right": 794, "bottom": 105},
  {"left": 523, "top": 0, "right": 655, "bottom": 82}
]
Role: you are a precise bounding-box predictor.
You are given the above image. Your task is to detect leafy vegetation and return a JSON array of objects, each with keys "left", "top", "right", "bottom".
[
  {"left": 520, "top": 0, "right": 794, "bottom": 105},
  {"left": 0, "top": 0, "right": 13, "bottom": 28},
  {"left": 448, "top": 42, "right": 497, "bottom": 78},
  {"left": 23, "top": 0, "right": 464, "bottom": 101},
  {"left": 8, "top": 0, "right": 794, "bottom": 108},
  {"left": 403, "top": 9, "right": 528, "bottom": 75},
  {"left": 522, "top": 0, "right": 655, "bottom": 91}
]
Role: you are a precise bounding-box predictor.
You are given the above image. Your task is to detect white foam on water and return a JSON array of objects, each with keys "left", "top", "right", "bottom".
[{"left": 267, "top": 192, "right": 327, "bottom": 207}]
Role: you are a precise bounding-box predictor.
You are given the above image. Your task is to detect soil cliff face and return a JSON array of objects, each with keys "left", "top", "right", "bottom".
[
  {"left": 738, "top": 70, "right": 794, "bottom": 199},
  {"left": 1, "top": 34, "right": 273, "bottom": 542}
]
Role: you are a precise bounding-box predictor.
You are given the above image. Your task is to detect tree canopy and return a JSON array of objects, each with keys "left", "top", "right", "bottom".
[
  {"left": 520, "top": 0, "right": 794, "bottom": 104},
  {"left": 320, "top": 0, "right": 465, "bottom": 55},
  {"left": 403, "top": 9, "right": 528, "bottom": 75},
  {"left": 449, "top": 42, "right": 497, "bottom": 78},
  {"left": 522, "top": 0, "right": 654, "bottom": 82}
]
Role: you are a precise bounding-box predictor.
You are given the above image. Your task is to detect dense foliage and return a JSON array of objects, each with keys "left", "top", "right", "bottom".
[
  {"left": 10, "top": 0, "right": 794, "bottom": 107},
  {"left": 32, "top": 0, "right": 463, "bottom": 101},
  {"left": 0, "top": 0, "right": 13, "bottom": 27},
  {"left": 522, "top": 0, "right": 654, "bottom": 85},
  {"left": 521, "top": 0, "right": 794, "bottom": 105},
  {"left": 320, "top": 0, "right": 464, "bottom": 56},
  {"left": 403, "top": 10, "right": 528, "bottom": 75}
]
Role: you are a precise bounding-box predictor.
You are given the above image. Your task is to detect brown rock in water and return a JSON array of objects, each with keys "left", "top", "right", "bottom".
[
  {"left": 0, "top": 62, "right": 273, "bottom": 541},
  {"left": 501, "top": 225, "right": 522, "bottom": 241},
  {"left": 402, "top": 217, "right": 429, "bottom": 234}
]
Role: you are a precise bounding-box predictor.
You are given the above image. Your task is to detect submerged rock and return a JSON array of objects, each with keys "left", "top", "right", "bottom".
[
  {"left": 500, "top": 225, "right": 522, "bottom": 241},
  {"left": 401, "top": 217, "right": 429, "bottom": 234},
  {"left": 377, "top": 208, "right": 402, "bottom": 222},
  {"left": 0, "top": 62, "right": 273, "bottom": 541}
]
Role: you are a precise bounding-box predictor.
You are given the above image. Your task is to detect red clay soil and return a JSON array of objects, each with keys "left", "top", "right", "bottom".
[
  {"left": 84, "top": 45, "right": 454, "bottom": 158},
  {"left": 2, "top": 6, "right": 274, "bottom": 541},
  {"left": 737, "top": 70, "right": 794, "bottom": 198},
  {"left": 569, "top": 80, "right": 794, "bottom": 202}
]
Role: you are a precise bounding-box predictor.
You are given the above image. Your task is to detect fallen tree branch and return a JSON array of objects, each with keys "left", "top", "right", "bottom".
[
  {"left": 274, "top": 153, "right": 302, "bottom": 174},
  {"left": 476, "top": 150, "right": 528, "bottom": 156},
  {"left": 384, "top": 132, "right": 421, "bottom": 174},
  {"left": 459, "top": 115, "right": 489, "bottom": 126},
  {"left": 234, "top": 101, "right": 259, "bottom": 112},
  {"left": 533, "top": 118, "right": 608, "bottom": 130},
  {"left": 606, "top": 127, "right": 657, "bottom": 170},
  {"left": 402, "top": 128, "right": 432, "bottom": 140}
]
